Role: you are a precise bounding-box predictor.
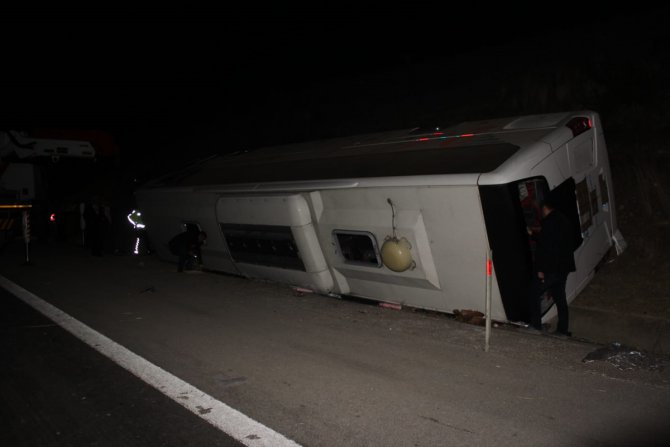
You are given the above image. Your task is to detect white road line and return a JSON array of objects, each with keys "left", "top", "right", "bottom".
[{"left": 0, "top": 275, "right": 301, "bottom": 447}]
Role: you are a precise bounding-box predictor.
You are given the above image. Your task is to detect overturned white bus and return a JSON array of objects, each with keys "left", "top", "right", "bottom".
[{"left": 136, "top": 111, "right": 625, "bottom": 324}]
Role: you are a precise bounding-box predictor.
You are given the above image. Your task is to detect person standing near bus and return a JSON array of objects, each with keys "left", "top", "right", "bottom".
[
  {"left": 528, "top": 196, "right": 576, "bottom": 336},
  {"left": 168, "top": 230, "right": 207, "bottom": 272}
]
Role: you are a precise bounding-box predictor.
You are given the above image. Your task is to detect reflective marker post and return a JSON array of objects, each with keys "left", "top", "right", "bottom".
[{"left": 485, "top": 250, "right": 493, "bottom": 352}]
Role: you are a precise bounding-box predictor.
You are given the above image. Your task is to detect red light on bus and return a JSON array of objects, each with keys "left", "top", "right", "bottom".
[
  {"left": 566, "top": 117, "right": 592, "bottom": 137},
  {"left": 460, "top": 133, "right": 474, "bottom": 137}
]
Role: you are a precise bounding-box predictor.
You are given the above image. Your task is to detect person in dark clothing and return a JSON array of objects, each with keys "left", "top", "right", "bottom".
[
  {"left": 83, "top": 203, "right": 108, "bottom": 256},
  {"left": 168, "top": 230, "right": 207, "bottom": 272},
  {"left": 528, "top": 197, "right": 577, "bottom": 335}
]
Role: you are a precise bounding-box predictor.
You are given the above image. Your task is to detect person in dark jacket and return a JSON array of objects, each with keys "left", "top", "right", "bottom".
[
  {"left": 528, "top": 196, "right": 577, "bottom": 335},
  {"left": 168, "top": 230, "right": 207, "bottom": 272},
  {"left": 83, "top": 202, "right": 108, "bottom": 256}
]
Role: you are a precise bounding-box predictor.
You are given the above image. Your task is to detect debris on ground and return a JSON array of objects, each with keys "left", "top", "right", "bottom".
[
  {"left": 379, "top": 302, "right": 402, "bottom": 310},
  {"left": 453, "top": 309, "right": 485, "bottom": 326},
  {"left": 139, "top": 286, "right": 156, "bottom": 293},
  {"left": 582, "top": 342, "right": 666, "bottom": 371},
  {"left": 292, "top": 287, "right": 314, "bottom": 297}
]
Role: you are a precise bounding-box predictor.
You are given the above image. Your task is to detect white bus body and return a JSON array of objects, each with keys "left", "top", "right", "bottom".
[{"left": 137, "top": 111, "right": 624, "bottom": 324}]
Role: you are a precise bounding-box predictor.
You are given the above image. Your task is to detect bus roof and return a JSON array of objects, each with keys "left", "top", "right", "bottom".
[{"left": 145, "top": 112, "right": 580, "bottom": 189}]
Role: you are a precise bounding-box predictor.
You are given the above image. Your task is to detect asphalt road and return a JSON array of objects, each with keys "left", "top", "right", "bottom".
[
  {"left": 0, "top": 288, "right": 242, "bottom": 447},
  {"left": 2, "top": 243, "right": 670, "bottom": 446}
]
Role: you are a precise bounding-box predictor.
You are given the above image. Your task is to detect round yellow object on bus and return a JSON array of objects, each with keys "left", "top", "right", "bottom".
[{"left": 381, "top": 237, "right": 414, "bottom": 272}]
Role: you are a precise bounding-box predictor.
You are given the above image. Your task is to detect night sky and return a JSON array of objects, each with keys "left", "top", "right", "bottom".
[{"left": 2, "top": 5, "right": 669, "bottom": 184}]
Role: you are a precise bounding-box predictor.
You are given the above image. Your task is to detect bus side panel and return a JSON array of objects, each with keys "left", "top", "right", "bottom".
[{"left": 313, "top": 185, "right": 507, "bottom": 319}]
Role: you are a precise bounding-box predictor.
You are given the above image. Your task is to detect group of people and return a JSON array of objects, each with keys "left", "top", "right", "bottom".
[{"left": 82, "top": 197, "right": 207, "bottom": 273}]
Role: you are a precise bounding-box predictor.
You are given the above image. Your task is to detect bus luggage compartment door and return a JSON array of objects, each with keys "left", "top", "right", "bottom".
[{"left": 216, "top": 194, "right": 334, "bottom": 293}]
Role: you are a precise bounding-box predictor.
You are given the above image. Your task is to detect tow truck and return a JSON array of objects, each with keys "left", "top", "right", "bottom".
[{"left": 0, "top": 130, "right": 96, "bottom": 254}]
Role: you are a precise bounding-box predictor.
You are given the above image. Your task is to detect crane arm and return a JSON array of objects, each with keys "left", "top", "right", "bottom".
[{"left": 1, "top": 130, "right": 96, "bottom": 161}]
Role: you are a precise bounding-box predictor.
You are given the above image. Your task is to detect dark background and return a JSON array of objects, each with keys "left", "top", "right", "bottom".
[
  {"left": 1, "top": 6, "right": 669, "bottom": 233},
  {"left": 3, "top": 6, "right": 668, "bottom": 178}
]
